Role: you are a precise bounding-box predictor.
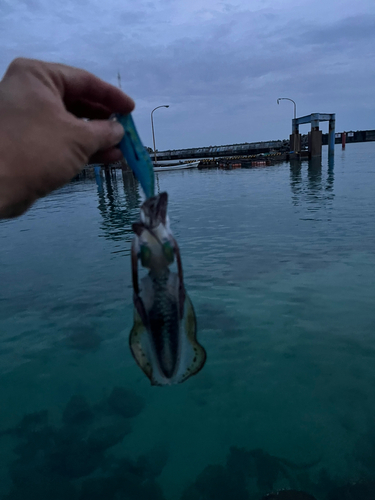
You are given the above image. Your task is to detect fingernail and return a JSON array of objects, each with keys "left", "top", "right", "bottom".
[{"left": 111, "top": 121, "right": 125, "bottom": 143}]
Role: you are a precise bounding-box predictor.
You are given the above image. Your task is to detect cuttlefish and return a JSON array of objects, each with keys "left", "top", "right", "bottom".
[{"left": 130, "top": 192, "right": 206, "bottom": 386}]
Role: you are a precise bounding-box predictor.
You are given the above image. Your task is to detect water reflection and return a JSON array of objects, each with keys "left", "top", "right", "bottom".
[
  {"left": 327, "top": 156, "right": 334, "bottom": 193},
  {"left": 290, "top": 157, "right": 335, "bottom": 211},
  {"left": 155, "top": 172, "right": 161, "bottom": 194},
  {"left": 290, "top": 160, "right": 303, "bottom": 205},
  {"left": 96, "top": 168, "right": 141, "bottom": 243}
]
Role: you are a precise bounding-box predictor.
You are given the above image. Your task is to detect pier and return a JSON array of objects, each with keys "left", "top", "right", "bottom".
[
  {"left": 152, "top": 128, "right": 374, "bottom": 162},
  {"left": 86, "top": 128, "right": 375, "bottom": 171},
  {"left": 152, "top": 140, "right": 289, "bottom": 161},
  {"left": 290, "top": 113, "right": 336, "bottom": 158}
]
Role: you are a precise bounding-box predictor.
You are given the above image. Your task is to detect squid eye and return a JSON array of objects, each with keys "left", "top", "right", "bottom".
[
  {"left": 162, "top": 241, "right": 174, "bottom": 264},
  {"left": 140, "top": 245, "right": 152, "bottom": 267}
]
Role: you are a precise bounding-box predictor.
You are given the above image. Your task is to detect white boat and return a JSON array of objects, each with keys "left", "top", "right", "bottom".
[{"left": 153, "top": 161, "right": 200, "bottom": 172}]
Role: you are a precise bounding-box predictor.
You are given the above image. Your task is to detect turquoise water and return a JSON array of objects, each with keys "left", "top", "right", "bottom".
[{"left": 1, "top": 143, "right": 375, "bottom": 499}]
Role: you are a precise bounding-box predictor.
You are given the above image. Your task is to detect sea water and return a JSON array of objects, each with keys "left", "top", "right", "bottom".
[{"left": 0, "top": 143, "right": 375, "bottom": 499}]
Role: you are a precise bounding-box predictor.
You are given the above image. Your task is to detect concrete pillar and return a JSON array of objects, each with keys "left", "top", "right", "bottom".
[
  {"left": 310, "top": 114, "right": 320, "bottom": 129},
  {"left": 328, "top": 117, "right": 335, "bottom": 156},
  {"left": 292, "top": 119, "right": 298, "bottom": 135},
  {"left": 289, "top": 132, "right": 301, "bottom": 153},
  {"left": 309, "top": 127, "right": 322, "bottom": 158}
]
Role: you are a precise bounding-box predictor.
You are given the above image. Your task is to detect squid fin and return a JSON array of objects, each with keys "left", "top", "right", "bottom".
[
  {"left": 178, "top": 293, "right": 207, "bottom": 383},
  {"left": 129, "top": 288, "right": 206, "bottom": 386},
  {"left": 129, "top": 309, "right": 153, "bottom": 382}
]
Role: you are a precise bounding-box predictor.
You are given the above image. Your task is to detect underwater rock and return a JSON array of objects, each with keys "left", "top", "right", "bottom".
[
  {"left": 181, "top": 464, "right": 249, "bottom": 500},
  {"left": 47, "top": 437, "right": 103, "bottom": 478},
  {"left": 245, "top": 448, "right": 320, "bottom": 494},
  {"left": 107, "top": 387, "right": 145, "bottom": 418},
  {"left": 304, "top": 467, "right": 338, "bottom": 498},
  {"left": 104, "top": 458, "right": 166, "bottom": 500},
  {"left": 87, "top": 421, "right": 131, "bottom": 452},
  {"left": 113, "top": 477, "right": 165, "bottom": 500},
  {"left": 135, "top": 479, "right": 166, "bottom": 500},
  {"left": 262, "top": 490, "right": 317, "bottom": 500},
  {"left": 110, "top": 457, "right": 143, "bottom": 478},
  {"left": 249, "top": 448, "right": 295, "bottom": 492},
  {"left": 2, "top": 410, "right": 49, "bottom": 439},
  {"left": 182, "top": 446, "right": 321, "bottom": 500},
  {"left": 327, "top": 480, "right": 375, "bottom": 500},
  {"left": 136, "top": 443, "right": 169, "bottom": 479},
  {"left": 4, "top": 393, "right": 164, "bottom": 499},
  {"left": 8, "top": 417, "right": 125, "bottom": 482},
  {"left": 9, "top": 455, "right": 48, "bottom": 487},
  {"left": 226, "top": 446, "right": 254, "bottom": 481},
  {"left": 4, "top": 393, "right": 153, "bottom": 500},
  {"left": 66, "top": 328, "right": 103, "bottom": 352},
  {"left": 62, "top": 395, "right": 94, "bottom": 426},
  {"left": 6, "top": 466, "right": 79, "bottom": 500},
  {"left": 13, "top": 425, "right": 57, "bottom": 459},
  {"left": 80, "top": 477, "right": 119, "bottom": 500}
]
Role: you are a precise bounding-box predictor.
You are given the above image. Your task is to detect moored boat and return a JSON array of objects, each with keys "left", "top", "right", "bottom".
[{"left": 153, "top": 161, "right": 200, "bottom": 172}]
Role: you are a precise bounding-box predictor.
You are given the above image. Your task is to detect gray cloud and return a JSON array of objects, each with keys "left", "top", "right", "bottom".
[
  {"left": 295, "top": 15, "right": 375, "bottom": 47},
  {"left": 1, "top": 0, "right": 374, "bottom": 148}
]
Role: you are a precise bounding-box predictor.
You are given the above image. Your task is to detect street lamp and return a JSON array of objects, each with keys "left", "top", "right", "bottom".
[
  {"left": 151, "top": 105, "right": 169, "bottom": 165},
  {"left": 277, "top": 97, "right": 296, "bottom": 120}
]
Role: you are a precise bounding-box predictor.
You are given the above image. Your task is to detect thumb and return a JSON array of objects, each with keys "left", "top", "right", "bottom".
[{"left": 80, "top": 119, "right": 125, "bottom": 156}]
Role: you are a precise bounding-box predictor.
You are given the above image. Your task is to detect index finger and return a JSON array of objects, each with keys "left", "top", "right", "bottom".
[{"left": 45, "top": 61, "right": 135, "bottom": 114}]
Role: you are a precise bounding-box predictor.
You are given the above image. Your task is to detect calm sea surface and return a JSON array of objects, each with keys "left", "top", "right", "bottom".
[{"left": 1, "top": 143, "right": 375, "bottom": 499}]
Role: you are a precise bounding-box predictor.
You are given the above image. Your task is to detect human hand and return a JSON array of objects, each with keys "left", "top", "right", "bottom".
[{"left": 0, "top": 58, "right": 135, "bottom": 218}]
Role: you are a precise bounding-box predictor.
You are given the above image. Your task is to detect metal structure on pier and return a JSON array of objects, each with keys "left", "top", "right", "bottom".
[{"left": 290, "top": 113, "right": 336, "bottom": 157}]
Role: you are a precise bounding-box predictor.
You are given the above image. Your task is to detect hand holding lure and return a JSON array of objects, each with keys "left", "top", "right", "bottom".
[{"left": 116, "top": 114, "right": 206, "bottom": 385}]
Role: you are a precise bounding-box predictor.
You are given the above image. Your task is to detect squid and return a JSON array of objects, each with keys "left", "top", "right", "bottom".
[
  {"left": 115, "top": 114, "right": 206, "bottom": 385},
  {"left": 130, "top": 192, "right": 206, "bottom": 385}
]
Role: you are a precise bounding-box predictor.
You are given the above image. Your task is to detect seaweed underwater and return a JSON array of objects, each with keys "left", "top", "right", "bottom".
[{"left": 0, "top": 388, "right": 169, "bottom": 500}]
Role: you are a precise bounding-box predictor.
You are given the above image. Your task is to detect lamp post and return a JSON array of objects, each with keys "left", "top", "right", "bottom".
[
  {"left": 151, "top": 105, "right": 169, "bottom": 165},
  {"left": 277, "top": 97, "right": 296, "bottom": 120},
  {"left": 278, "top": 97, "right": 299, "bottom": 152},
  {"left": 277, "top": 97, "right": 297, "bottom": 134}
]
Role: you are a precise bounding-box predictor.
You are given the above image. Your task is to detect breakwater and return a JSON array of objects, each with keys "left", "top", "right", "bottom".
[
  {"left": 154, "top": 139, "right": 289, "bottom": 161},
  {"left": 322, "top": 128, "right": 375, "bottom": 145},
  {"left": 154, "top": 128, "right": 375, "bottom": 161}
]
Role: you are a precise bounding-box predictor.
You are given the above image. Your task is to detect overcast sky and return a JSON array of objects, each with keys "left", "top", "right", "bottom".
[{"left": 1, "top": 0, "right": 374, "bottom": 150}]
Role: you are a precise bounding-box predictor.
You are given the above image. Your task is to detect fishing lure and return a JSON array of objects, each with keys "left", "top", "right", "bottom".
[
  {"left": 116, "top": 113, "right": 155, "bottom": 199},
  {"left": 116, "top": 114, "right": 206, "bottom": 385}
]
